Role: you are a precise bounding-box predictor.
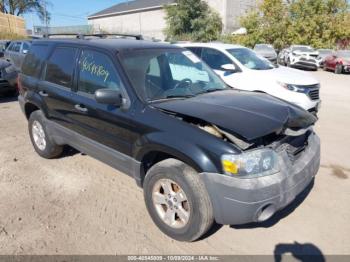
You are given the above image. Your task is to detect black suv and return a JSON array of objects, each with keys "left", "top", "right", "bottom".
[{"left": 18, "top": 35, "right": 320, "bottom": 242}]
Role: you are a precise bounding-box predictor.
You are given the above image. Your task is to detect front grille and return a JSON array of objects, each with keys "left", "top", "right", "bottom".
[
  {"left": 308, "top": 89, "right": 320, "bottom": 100},
  {"left": 276, "top": 133, "right": 310, "bottom": 163},
  {"left": 300, "top": 57, "right": 316, "bottom": 63}
]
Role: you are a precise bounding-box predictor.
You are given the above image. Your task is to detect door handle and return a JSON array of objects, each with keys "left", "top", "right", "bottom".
[
  {"left": 75, "top": 104, "right": 88, "bottom": 112},
  {"left": 39, "top": 91, "right": 48, "bottom": 97}
]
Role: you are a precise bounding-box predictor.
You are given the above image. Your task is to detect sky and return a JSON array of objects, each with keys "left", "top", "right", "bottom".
[{"left": 23, "top": 0, "right": 128, "bottom": 29}]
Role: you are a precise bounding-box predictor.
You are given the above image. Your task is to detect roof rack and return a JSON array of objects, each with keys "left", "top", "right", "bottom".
[{"left": 43, "top": 33, "right": 143, "bottom": 40}]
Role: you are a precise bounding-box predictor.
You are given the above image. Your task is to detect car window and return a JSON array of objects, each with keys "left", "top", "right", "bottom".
[
  {"left": 78, "top": 49, "right": 122, "bottom": 95},
  {"left": 121, "top": 49, "right": 227, "bottom": 102},
  {"left": 147, "top": 57, "right": 161, "bottom": 77},
  {"left": 14, "top": 43, "right": 21, "bottom": 52},
  {"left": 8, "top": 42, "right": 16, "bottom": 51},
  {"left": 227, "top": 48, "right": 275, "bottom": 70},
  {"left": 201, "top": 48, "right": 232, "bottom": 70},
  {"left": 186, "top": 47, "right": 202, "bottom": 57},
  {"left": 45, "top": 47, "right": 77, "bottom": 88},
  {"left": 22, "top": 42, "right": 30, "bottom": 53},
  {"left": 22, "top": 44, "right": 50, "bottom": 77}
]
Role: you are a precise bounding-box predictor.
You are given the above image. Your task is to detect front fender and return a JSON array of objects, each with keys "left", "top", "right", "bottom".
[{"left": 133, "top": 132, "right": 221, "bottom": 174}]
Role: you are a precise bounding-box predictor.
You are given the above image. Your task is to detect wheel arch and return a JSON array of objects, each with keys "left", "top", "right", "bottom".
[{"left": 135, "top": 141, "right": 219, "bottom": 187}]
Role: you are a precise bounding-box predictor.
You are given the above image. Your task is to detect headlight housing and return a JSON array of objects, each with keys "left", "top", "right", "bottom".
[
  {"left": 277, "top": 82, "right": 312, "bottom": 93},
  {"left": 221, "top": 149, "right": 280, "bottom": 178}
]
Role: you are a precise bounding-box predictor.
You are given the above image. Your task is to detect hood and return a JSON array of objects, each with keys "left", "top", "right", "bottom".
[
  {"left": 294, "top": 50, "right": 319, "bottom": 56},
  {"left": 232, "top": 66, "right": 319, "bottom": 86},
  {"left": 341, "top": 58, "right": 350, "bottom": 64},
  {"left": 256, "top": 66, "right": 319, "bottom": 85},
  {"left": 256, "top": 50, "right": 277, "bottom": 58},
  {"left": 154, "top": 90, "right": 317, "bottom": 141}
]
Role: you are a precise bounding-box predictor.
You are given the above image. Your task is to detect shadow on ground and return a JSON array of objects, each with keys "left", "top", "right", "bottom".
[
  {"left": 274, "top": 242, "right": 325, "bottom": 262},
  {"left": 231, "top": 179, "right": 314, "bottom": 229},
  {"left": 0, "top": 93, "right": 17, "bottom": 103}
]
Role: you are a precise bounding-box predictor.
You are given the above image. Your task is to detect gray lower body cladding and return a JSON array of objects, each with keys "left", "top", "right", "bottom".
[{"left": 200, "top": 133, "right": 320, "bottom": 225}]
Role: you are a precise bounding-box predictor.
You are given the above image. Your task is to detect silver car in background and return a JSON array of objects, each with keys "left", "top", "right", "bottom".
[
  {"left": 4, "top": 40, "right": 31, "bottom": 71},
  {"left": 254, "top": 44, "right": 278, "bottom": 64}
]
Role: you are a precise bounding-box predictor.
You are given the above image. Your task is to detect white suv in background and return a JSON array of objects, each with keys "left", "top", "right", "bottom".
[
  {"left": 283, "top": 45, "right": 319, "bottom": 70},
  {"left": 178, "top": 43, "right": 321, "bottom": 114}
]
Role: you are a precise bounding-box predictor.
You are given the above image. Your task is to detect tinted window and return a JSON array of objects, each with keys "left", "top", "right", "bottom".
[
  {"left": 227, "top": 48, "right": 274, "bottom": 70},
  {"left": 78, "top": 50, "right": 121, "bottom": 94},
  {"left": 187, "top": 47, "right": 202, "bottom": 57},
  {"left": 201, "top": 48, "right": 232, "bottom": 70},
  {"left": 22, "top": 44, "right": 50, "bottom": 77},
  {"left": 45, "top": 47, "right": 77, "bottom": 88}
]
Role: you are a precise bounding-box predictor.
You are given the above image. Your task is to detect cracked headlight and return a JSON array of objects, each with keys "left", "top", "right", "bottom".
[{"left": 221, "top": 149, "right": 280, "bottom": 178}]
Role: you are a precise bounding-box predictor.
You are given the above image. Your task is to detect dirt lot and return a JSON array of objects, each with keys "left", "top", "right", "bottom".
[{"left": 0, "top": 71, "right": 349, "bottom": 255}]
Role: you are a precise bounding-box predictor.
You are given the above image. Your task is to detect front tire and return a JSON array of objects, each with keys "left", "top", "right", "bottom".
[
  {"left": 143, "top": 159, "right": 214, "bottom": 242},
  {"left": 335, "top": 64, "right": 343, "bottom": 74},
  {"left": 28, "top": 111, "right": 63, "bottom": 159}
]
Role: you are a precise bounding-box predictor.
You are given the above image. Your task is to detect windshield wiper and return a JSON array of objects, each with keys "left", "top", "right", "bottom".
[
  {"left": 150, "top": 94, "right": 195, "bottom": 103},
  {"left": 197, "top": 88, "right": 225, "bottom": 95}
]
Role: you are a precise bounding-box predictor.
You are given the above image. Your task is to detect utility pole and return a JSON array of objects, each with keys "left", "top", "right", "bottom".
[{"left": 43, "top": 1, "right": 49, "bottom": 35}]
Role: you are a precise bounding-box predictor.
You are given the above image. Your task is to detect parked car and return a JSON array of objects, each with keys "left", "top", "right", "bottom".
[
  {"left": 179, "top": 43, "right": 321, "bottom": 114},
  {"left": 4, "top": 40, "right": 31, "bottom": 71},
  {"left": 282, "top": 45, "right": 319, "bottom": 70},
  {"left": 0, "top": 40, "right": 11, "bottom": 52},
  {"left": 323, "top": 50, "right": 350, "bottom": 74},
  {"left": 277, "top": 48, "right": 289, "bottom": 65},
  {"left": 316, "top": 49, "right": 333, "bottom": 68},
  {"left": 18, "top": 36, "right": 320, "bottom": 241},
  {"left": 0, "top": 52, "right": 18, "bottom": 95},
  {"left": 254, "top": 44, "right": 277, "bottom": 64}
]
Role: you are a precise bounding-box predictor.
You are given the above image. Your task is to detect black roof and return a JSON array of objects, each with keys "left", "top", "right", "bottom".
[
  {"left": 32, "top": 38, "right": 180, "bottom": 52},
  {"left": 89, "top": 0, "right": 175, "bottom": 18}
]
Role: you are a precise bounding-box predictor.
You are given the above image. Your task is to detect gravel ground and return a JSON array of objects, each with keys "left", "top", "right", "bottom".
[{"left": 0, "top": 70, "right": 349, "bottom": 255}]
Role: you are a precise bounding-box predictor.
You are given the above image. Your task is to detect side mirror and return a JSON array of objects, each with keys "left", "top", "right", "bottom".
[
  {"left": 22, "top": 49, "right": 28, "bottom": 54},
  {"left": 95, "top": 89, "right": 124, "bottom": 107},
  {"left": 221, "top": 64, "right": 236, "bottom": 72}
]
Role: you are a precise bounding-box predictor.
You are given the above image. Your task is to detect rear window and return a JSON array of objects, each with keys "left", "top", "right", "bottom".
[
  {"left": 22, "top": 44, "right": 50, "bottom": 77},
  {"left": 45, "top": 47, "right": 78, "bottom": 88}
]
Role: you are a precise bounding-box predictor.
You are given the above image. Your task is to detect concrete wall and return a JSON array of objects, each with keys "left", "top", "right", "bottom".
[
  {"left": 0, "top": 12, "right": 26, "bottom": 36},
  {"left": 88, "top": 0, "right": 258, "bottom": 39},
  {"left": 88, "top": 9, "right": 166, "bottom": 40},
  {"left": 206, "top": 0, "right": 258, "bottom": 33}
]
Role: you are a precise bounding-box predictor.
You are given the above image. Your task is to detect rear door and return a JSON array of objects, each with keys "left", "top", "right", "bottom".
[
  {"left": 38, "top": 45, "right": 79, "bottom": 130},
  {"left": 67, "top": 48, "right": 136, "bottom": 155}
]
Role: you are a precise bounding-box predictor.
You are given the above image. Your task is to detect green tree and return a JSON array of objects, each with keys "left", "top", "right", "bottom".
[
  {"left": 230, "top": 0, "right": 350, "bottom": 49},
  {"left": 164, "top": 0, "right": 222, "bottom": 42},
  {"left": 0, "top": 0, "right": 51, "bottom": 22}
]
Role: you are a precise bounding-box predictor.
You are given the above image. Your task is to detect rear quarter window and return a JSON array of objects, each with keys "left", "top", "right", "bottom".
[{"left": 22, "top": 44, "right": 50, "bottom": 77}]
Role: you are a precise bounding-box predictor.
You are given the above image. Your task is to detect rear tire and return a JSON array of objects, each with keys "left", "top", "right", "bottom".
[
  {"left": 143, "top": 159, "right": 214, "bottom": 242},
  {"left": 28, "top": 110, "right": 63, "bottom": 159},
  {"left": 335, "top": 64, "right": 343, "bottom": 74}
]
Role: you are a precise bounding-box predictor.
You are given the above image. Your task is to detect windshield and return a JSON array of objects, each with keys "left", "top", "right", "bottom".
[
  {"left": 227, "top": 48, "right": 275, "bottom": 70},
  {"left": 318, "top": 49, "right": 332, "bottom": 55},
  {"left": 254, "top": 45, "right": 274, "bottom": 52},
  {"left": 338, "top": 50, "right": 350, "bottom": 58},
  {"left": 292, "top": 46, "right": 315, "bottom": 52},
  {"left": 120, "top": 49, "right": 227, "bottom": 102}
]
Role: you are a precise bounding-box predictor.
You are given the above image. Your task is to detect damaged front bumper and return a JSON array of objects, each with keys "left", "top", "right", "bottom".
[{"left": 200, "top": 133, "right": 320, "bottom": 225}]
